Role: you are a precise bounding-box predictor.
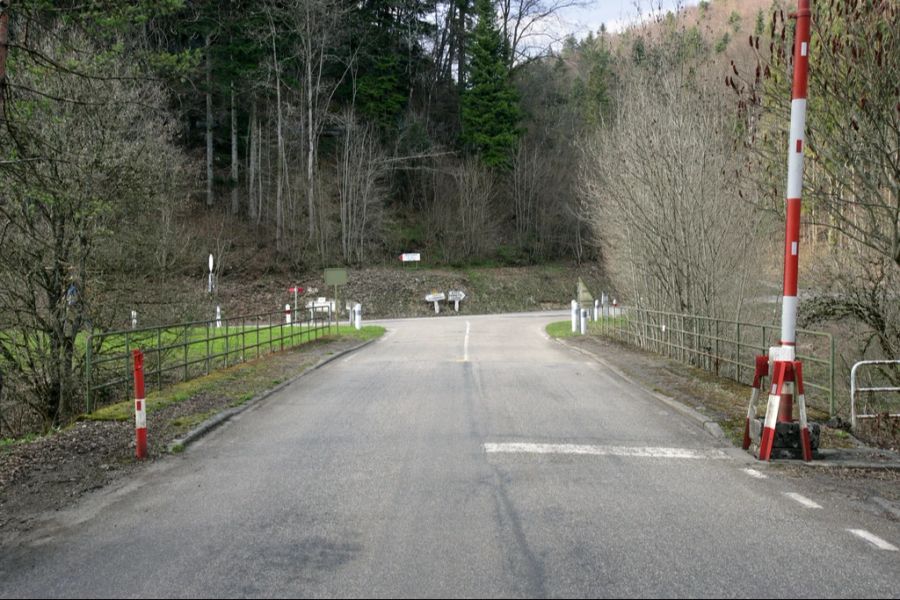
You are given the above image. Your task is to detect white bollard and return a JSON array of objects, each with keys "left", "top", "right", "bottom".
[
  {"left": 131, "top": 310, "right": 137, "bottom": 329},
  {"left": 285, "top": 303, "right": 292, "bottom": 325},
  {"left": 594, "top": 299, "right": 599, "bottom": 321},
  {"left": 216, "top": 305, "right": 222, "bottom": 328},
  {"left": 571, "top": 300, "right": 578, "bottom": 333},
  {"left": 354, "top": 303, "right": 362, "bottom": 330},
  {"left": 434, "top": 301, "right": 440, "bottom": 314},
  {"left": 580, "top": 309, "right": 588, "bottom": 335}
]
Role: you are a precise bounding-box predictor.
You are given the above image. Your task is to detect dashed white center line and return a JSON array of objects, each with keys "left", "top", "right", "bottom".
[
  {"left": 784, "top": 492, "right": 823, "bottom": 509},
  {"left": 847, "top": 529, "right": 899, "bottom": 552},
  {"left": 484, "top": 443, "right": 730, "bottom": 460},
  {"left": 743, "top": 468, "right": 768, "bottom": 479},
  {"left": 463, "top": 321, "right": 471, "bottom": 362}
]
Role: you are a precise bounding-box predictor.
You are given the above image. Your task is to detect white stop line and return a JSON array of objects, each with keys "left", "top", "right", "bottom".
[{"left": 484, "top": 443, "right": 730, "bottom": 460}]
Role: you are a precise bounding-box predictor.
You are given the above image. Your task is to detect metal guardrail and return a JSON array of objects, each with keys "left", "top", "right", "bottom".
[
  {"left": 850, "top": 360, "right": 900, "bottom": 430},
  {"left": 596, "top": 306, "right": 836, "bottom": 417},
  {"left": 84, "top": 306, "right": 335, "bottom": 413}
]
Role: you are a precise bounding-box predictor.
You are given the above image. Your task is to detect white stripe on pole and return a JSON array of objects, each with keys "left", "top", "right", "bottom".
[
  {"left": 781, "top": 296, "right": 798, "bottom": 349},
  {"left": 786, "top": 99, "right": 807, "bottom": 199}
]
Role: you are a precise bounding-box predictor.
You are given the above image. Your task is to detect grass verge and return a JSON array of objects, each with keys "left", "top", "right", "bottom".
[{"left": 83, "top": 326, "right": 385, "bottom": 423}]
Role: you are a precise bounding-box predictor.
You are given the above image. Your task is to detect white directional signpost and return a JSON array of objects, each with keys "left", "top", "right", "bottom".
[
  {"left": 448, "top": 290, "right": 466, "bottom": 312},
  {"left": 425, "top": 291, "right": 446, "bottom": 314}
]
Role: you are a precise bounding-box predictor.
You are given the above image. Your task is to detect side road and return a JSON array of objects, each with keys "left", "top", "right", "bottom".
[{"left": 0, "top": 329, "right": 383, "bottom": 544}]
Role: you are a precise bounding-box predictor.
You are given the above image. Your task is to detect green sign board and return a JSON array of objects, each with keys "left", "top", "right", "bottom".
[{"left": 324, "top": 268, "right": 348, "bottom": 286}]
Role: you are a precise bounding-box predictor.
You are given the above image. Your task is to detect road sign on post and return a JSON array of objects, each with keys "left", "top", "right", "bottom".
[
  {"left": 425, "top": 291, "right": 446, "bottom": 314},
  {"left": 448, "top": 290, "right": 466, "bottom": 312},
  {"left": 401, "top": 253, "right": 421, "bottom": 269},
  {"left": 324, "top": 269, "right": 349, "bottom": 334}
]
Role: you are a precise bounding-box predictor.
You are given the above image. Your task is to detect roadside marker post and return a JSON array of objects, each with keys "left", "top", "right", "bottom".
[
  {"left": 354, "top": 303, "right": 362, "bottom": 330},
  {"left": 284, "top": 304, "right": 292, "bottom": 325},
  {"left": 580, "top": 309, "right": 588, "bottom": 335},
  {"left": 571, "top": 300, "right": 578, "bottom": 333},
  {"left": 132, "top": 349, "right": 147, "bottom": 460},
  {"left": 131, "top": 310, "right": 137, "bottom": 329}
]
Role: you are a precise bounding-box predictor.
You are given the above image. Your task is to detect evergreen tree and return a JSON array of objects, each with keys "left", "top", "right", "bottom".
[{"left": 460, "top": 0, "right": 520, "bottom": 168}]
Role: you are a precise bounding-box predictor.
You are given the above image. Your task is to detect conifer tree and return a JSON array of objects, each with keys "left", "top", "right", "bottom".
[{"left": 460, "top": 0, "right": 520, "bottom": 168}]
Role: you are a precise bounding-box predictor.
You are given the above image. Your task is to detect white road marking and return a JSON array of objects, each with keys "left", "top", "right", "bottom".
[
  {"left": 483, "top": 443, "right": 730, "bottom": 460},
  {"left": 463, "top": 321, "right": 471, "bottom": 362},
  {"left": 847, "top": 529, "right": 899, "bottom": 552},
  {"left": 784, "top": 492, "right": 823, "bottom": 509},
  {"left": 743, "top": 468, "right": 768, "bottom": 479}
]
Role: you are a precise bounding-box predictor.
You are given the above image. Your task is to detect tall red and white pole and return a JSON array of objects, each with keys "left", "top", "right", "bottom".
[
  {"left": 759, "top": 0, "right": 813, "bottom": 461},
  {"left": 780, "top": 0, "right": 811, "bottom": 359},
  {"left": 133, "top": 349, "right": 148, "bottom": 460}
]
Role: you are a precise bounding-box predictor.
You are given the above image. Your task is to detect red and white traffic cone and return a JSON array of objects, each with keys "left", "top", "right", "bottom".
[
  {"left": 132, "top": 349, "right": 147, "bottom": 460},
  {"left": 794, "top": 361, "right": 813, "bottom": 462},
  {"left": 743, "top": 355, "right": 770, "bottom": 450}
]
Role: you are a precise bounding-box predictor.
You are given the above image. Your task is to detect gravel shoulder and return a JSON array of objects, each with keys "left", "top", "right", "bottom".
[{"left": 0, "top": 333, "right": 376, "bottom": 543}]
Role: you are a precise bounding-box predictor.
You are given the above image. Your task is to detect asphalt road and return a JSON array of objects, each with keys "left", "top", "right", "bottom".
[{"left": 1, "top": 312, "right": 898, "bottom": 598}]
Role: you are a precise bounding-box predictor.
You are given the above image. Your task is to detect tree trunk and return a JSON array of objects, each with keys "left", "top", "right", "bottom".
[
  {"left": 0, "top": 1, "right": 10, "bottom": 114},
  {"left": 248, "top": 99, "right": 257, "bottom": 221},
  {"left": 205, "top": 33, "right": 214, "bottom": 207},
  {"left": 230, "top": 82, "right": 239, "bottom": 215}
]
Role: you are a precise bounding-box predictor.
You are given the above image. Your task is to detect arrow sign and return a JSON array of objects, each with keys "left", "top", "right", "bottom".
[{"left": 448, "top": 290, "right": 466, "bottom": 302}]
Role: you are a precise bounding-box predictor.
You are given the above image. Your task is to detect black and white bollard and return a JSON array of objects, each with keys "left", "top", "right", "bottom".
[
  {"left": 354, "top": 303, "right": 362, "bottom": 330},
  {"left": 216, "top": 305, "right": 222, "bottom": 328},
  {"left": 594, "top": 299, "right": 599, "bottom": 321},
  {"left": 285, "top": 303, "right": 292, "bottom": 325},
  {"left": 580, "top": 309, "right": 588, "bottom": 335},
  {"left": 131, "top": 310, "right": 138, "bottom": 329}
]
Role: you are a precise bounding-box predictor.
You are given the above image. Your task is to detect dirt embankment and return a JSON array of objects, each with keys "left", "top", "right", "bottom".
[{"left": 125, "top": 263, "right": 610, "bottom": 327}]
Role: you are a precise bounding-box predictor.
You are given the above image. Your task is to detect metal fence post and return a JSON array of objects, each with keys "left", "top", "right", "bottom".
[
  {"left": 85, "top": 334, "right": 93, "bottom": 413},
  {"left": 714, "top": 319, "right": 720, "bottom": 376},
  {"left": 183, "top": 324, "right": 189, "bottom": 381},
  {"left": 157, "top": 327, "right": 162, "bottom": 392},
  {"left": 829, "top": 334, "right": 835, "bottom": 417}
]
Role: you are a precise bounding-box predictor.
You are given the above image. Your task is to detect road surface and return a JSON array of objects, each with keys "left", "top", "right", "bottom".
[{"left": 1, "top": 312, "right": 897, "bottom": 597}]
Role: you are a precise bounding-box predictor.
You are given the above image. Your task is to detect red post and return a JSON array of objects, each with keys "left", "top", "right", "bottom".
[{"left": 132, "top": 349, "right": 147, "bottom": 460}]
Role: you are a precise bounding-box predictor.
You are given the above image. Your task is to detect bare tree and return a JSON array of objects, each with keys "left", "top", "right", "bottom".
[
  {"left": 580, "top": 67, "right": 767, "bottom": 319},
  {"left": 337, "top": 114, "right": 388, "bottom": 264},
  {"left": 499, "top": 0, "right": 586, "bottom": 68},
  {"left": 0, "top": 30, "right": 190, "bottom": 428},
  {"left": 454, "top": 158, "right": 497, "bottom": 260}
]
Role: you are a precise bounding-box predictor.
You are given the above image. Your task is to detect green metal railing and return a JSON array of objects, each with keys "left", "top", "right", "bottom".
[
  {"left": 596, "top": 307, "right": 836, "bottom": 417},
  {"left": 84, "top": 306, "right": 335, "bottom": 413}
]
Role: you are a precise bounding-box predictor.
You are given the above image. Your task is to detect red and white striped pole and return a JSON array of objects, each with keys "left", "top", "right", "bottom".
[
  {"left": 759, "top": 0, "right": 813, "bottom": 461},
  {"left": 132, "top": 349, "right": 148, "bottom": 460}
]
